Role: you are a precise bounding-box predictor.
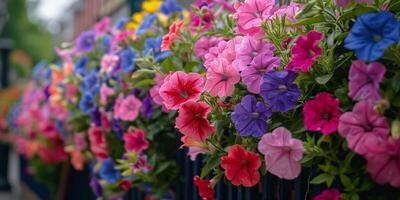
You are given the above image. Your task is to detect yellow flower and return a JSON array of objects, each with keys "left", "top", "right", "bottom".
[
  {"left": 125, "top": 12, "right": 145, "bottom": 31},
  {"left": 158, "top": 13, "right": 168, "bottom": 26},
  {"left": 182, "top": 10, "right": 191, "bottom": 23},
  {"left": 142, "top": 0, "right": 162, "bottom": 13}
]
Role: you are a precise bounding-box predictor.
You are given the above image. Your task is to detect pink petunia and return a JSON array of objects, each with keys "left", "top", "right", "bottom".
[
  {"left": 114, "top": 94, "right": 142, "bottom": 121},
  {"left": 313, "top": 188, "right": 341, "bottom": 200},
  {"left": 100, "top": 84, "right": 115, "bottom": 106},
  {"left": 95, "top": 17, "right": 110, "bottom": 36},
  {"left": 100, "top": 54, "right": 119, "bottom": 74},
  {"left": 241, "top": 54, "right": 280, "bottom": 93},
  {"left": 123, "top": 128, "right": 149, "bottom": 153},
  {"left": 193, "top": 36, "right": 224, "bottom": 60},
  {"left": 159, "top": 71, "right": 204, "bottom": 110},
  {"left": 234, "top": 0, "right": 275, "bottom": 37},
  {"left": 287, "top": 31, "right": 324, "bottom": 72},
  {"left": 303, "top": 92, "right": 341, "bottom": 135},
  {"left": 205, "top": 57, "right": 240, "bottom": 97},
  {"left": 204, "top": 37, "right": 242, "bottom": 70},
  {"left": 258, "top": 127, "right": 304, "bottom": 180},
  {"left": 272, "top": 3, "right": 303, "bottom": 23},
  {"left": 175, "top": 101, "right": 215, "bottom": 141},
  {"left": 365, "top": 138, "right": 400, "bottom": 188},
  {"left": 232, "top": 35, "right": 275, "bottom": 71},
  {"left": 149, "top": 73, "right": 165, "bottom": 106},
  {"left": 180, "top": 135, "right": 214, "bottom": 161},
  {"left": 338, "top": 101, "right": 389, "bottom": 155},
  {"left": 348, "top": 60, "right": 385, "bottom": 102}
]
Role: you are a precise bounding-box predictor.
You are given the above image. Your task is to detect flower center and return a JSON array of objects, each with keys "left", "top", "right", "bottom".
[
  {"left": 282, "top": 146, "right": 291, "bottom": 152},
  {"left": 373, "top": 34, "right": 382, "bottom": 42},
  {"left": 257, "top": 68, "right": 267, "bottom": 74},
  {"left": 241, "top": 159, "right": 249, "bottom": 165},
  {"left": 251, "top": 112, "right": 260, "bottom": 118},
  {"left": 307, "top": 49, "right": 315, "bottom": 58},
  {"left": 195, "top": 113, "right": 202, "bottom": 119},
  {"left": 180, "top": 90, "right": 189, "bottom": 98},
  {"left": 365, "top": 124, "right": 373, "bottom": 132},
  {"left": 278, "top": 84, "right": 288, "bottom": 92},
  {"left": 221, "top": 74, "right": 230, "bottom": 81},
  {"left": 251, "top": 50, "right": 258, "bottom": 57},
  {"left": 321, "top": 113, "right": 331, "bottom": 120}
]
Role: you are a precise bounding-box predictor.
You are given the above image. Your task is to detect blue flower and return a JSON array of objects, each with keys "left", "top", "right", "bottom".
[
  {"left": 143, "top": 37, "right": 171, "bottom": 63},
  {"left": 160, "top": 0, "right": 182, "bottom": 15},
  {"left": 102, "top": 35, "right": 111, "bottom": 53},
  {"left": 99, "top": 158, "right": 121, "bottom": 184},
  {"left": 79, "top": 93, "right": 96, "bottom": 114},
  {"left": 76, "top": 30, "right": 96, "bottom": 52},
  {"left": 91, "top": 107, "right": 101, "bottom": 126},
  {"left": 120, "top": 47, "right": 137, "bottom": 72},
  {"left": 111, "top": 118, "right": 124, "bottom": 140},
  {"left": 80, "top": 70, "right": 100, "bottom": 95},
  {"left": 260, "top": 71, "right": 301, "bottom": 112},
  {"left": 74, "top": 56, "right": 90, "bottom": 77},
  {"left": 136, "top": 14, "right": 157, "bottom": 35},
  {"left": 90, "top": 177, "right": 103, "bottom": 197},
  {"left": 344, "top": 11, "right": 400, "bottom": 62},
  {"left": 231, "top": 95, "right": 271, "bottom": 137},
  {"left": 115, "top": 17, "right": 129, "bottom": 30},
  {"left": 142, "top": 95, "right": 154, "bottom": 119}
]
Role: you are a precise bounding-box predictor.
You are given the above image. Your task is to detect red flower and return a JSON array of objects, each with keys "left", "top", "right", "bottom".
[
  {"left": 159, "top": 71, "right": 204, "bottom": 110},
  {"left": 175, "top": 101, "right": 215, "bottom": 142},
  {"left": 313, "top": 188, "right": 341, "bottom": 200},
  {"left": 220, "top": 144, "right": 261, "bottom": 187},
  {"left": 303, "top": 92, "right": 341, "bottom": 135},
  {"left": 123, "top": 128, "right": 149, "bottom": 153},
  {"left": 194, "top": 176, "right": 215, "bottom": 200},
  {"left": 161, "top": 21, "right": 184, "bottom": 51},
  {"left": 88, "top": 125, "right": 108, "bottom": 160},
  {"left": 119, "top": 179, "right": 133, "bottom": 191}
]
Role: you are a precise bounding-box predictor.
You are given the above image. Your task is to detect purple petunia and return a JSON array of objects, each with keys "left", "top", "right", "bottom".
[
  {"left": 231, "top": 95, "right": 272, "bottom": 137},
  {"left": 260, "top": 71, "right": 301, "bottom": 112},
  {"left": 76, "top": 30, "right": 96, "bottom": 52},
  {"left": 142, "top": 95, "right": 154, "bottom": 119}
]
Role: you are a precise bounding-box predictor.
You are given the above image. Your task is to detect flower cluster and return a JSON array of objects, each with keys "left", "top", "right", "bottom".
[{"left": 4, "top": 0, "right": 400, "bottom": 199}]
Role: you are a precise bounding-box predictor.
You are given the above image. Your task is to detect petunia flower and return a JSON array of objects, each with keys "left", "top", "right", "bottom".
[
  {"left": 287, "top": 31, "right": 324, "bottom": 72},
  {"left": 234, "top": 0, "right": 274, "bottom": 37},
  {"left": 123, "top": 128, "right": 149, "bottom": 153},
  {"left": 99, "top": 158, "right": 121, "bottom": 184},
  {"left": 159, "top": 71, "right": 204, "bottom": 110},
  {"left": 220, "top": 144, "right": 261, "bottom": 187},
  {"left": 180, "top": 135, "right": 214, "bottom": 160},
  {"left": 194, "top": 176, "right": 215, "bottom": 200},
  {"left": 193, "top": 36, "right": 224, "bottom": 60},
  {"left": 119, "top": 47, "right": 136, "bottom": 72},
  {"left": 232, "top": 35, "right": 275, "bottom": 71},
  {"left": 258, "top": 127, "right": 304, "bottom": 180},
  {"left": 88, "top": 125, "right": 108, "bottom": 160},
  {"left": 241, "top": 54, "right": 280, "bottom": 94},
  {"left": 100, "top": 84, "right": 115, "bottom": 106},
  {"left": 175, "top": 101, "right": 215, "bottom": 141},
  {"left": 136, "top": 13, "right": 157, "bottom": 35},
  {"left": 344, "top": 11, "right": 400, "bottom": 62},
  {"left": 260, "top": 70, "right": 301, "bottom": 112},
  {"left": 100, "top": 54, "right": 119, "bottom": 74},
  {"left": 79, "top": 93, "right": 96, "bottom": 114},
  {"left": 205, "top": 57, "right": 240, "bottom": 97},
  {"left": 365, "top": 138, "right": 400, "bottom": 188},
  {"left": 142, "top": 95, "right": 154, "bottom": 119},
  {"left": 312, "top": 188, "right": 341, "bottom": 200},
  {"left": 115, "top": 94, "right": 142, "bottom": 121},
  {"left": 143, "top": 37, "right": 172, "bottom": 63},
  {"left": 130, "top": 155, "right": 152, "bottom": 173},
  {"left": 160, "top": 0, "right": 182, "bottom": 15},
  {"left": 90, "top": 177, "right": 103, "bottom": 197},
  {"left": 338, "top": 101, "right": 389, "bottom": 155},
  {"left": 75, "top": 30, "right": 96, "bottom": 52},
  {"left": 95, "top": 17, "right": 110, "bottom": 36},
  {"left": 348, "top": 60, "right": 386, "bottom": 102},
  {"left": 231, "top": 95, "right": 271, "bottom": 137},
  {"left": 204, "top": 36, "right": 242, "bottom": 70},
  {"left": 303, "top": 92, "right": 341, "bottom": 135},
  {"left": 161, "top": 21, "right": 184, "bottom": 51}
]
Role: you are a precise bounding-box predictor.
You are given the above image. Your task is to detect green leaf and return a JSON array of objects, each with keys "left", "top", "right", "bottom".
[
  {"left": 392, "top": 71, "right": 400, "bottom": 93},
  {"left": 200, "top": 154, "right": 221, "bottom": 178},
  {"left": 350, "top": 193, "right": 360, "bottom": 200},
  {"left": 340, "top": 175, "right": 352, "bottom": 188},
  {"left": 310, "top": 173, "right": 332, "bottom": 184},
  {"left": 294, "top": 16, "right": 325, "bottom": 26},
  {"left": 315, "top": 74, "right": 332, "bottom": 85},
  {"left": 134, "top": 79, "right": 154, "bottom": 87}
]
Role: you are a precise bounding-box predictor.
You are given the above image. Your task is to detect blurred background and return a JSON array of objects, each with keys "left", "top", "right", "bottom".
[{"left": 0, "top": 0, "right": 192, "bottom": 199}]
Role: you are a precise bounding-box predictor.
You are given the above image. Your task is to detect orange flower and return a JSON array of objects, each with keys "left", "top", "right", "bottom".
[
  {"left": 70, "top": 149, "right": 86, "bottom": 171},
  {"left": 161, "top": 21, "right": 184, "bottom": 51}
]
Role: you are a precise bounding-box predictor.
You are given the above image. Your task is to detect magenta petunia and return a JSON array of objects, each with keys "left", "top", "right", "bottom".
[
  {"left": 159, "top": 71, "right": 204, "bottom": 110},
  {"left": 234, "top": 0, "right": 274, "bottom": 37},
  {"left": 205, "top": 57, "right": 241, "bottom": 97},
  {"left": 313, "top": 188, "right": 341, "bottom": 200},
  {"left": 338, "top": 101, "right": 389, "bottom": 155},
  {"left": 365, "top": 138, "right": 400, "bottom": 188},
  {"left": 287, "top": 31, "right": 324, "bottom": 72},
  {"left": 114, "top": 94, "right": 142, "bottom": 121},
  {"left": 303, "top": 92, "right": 341, "bottom": 135},
  {"left": 100, "top": 84, "right": 115, "bottom": 106},
  {"left": 348, "top": 60, "right": 385, "bottom": 102},
  {"left": 241, "top": 54, "right": 280, "bottom": 94},
  {"left": 258, "top": 127, "right": 304, "bottom": 180},
  {"left": 123, "top": 128, "right": 149, "bottom": 153},
  {"left": 232, "top": 35, "right": 275, "bottom": 71}
]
